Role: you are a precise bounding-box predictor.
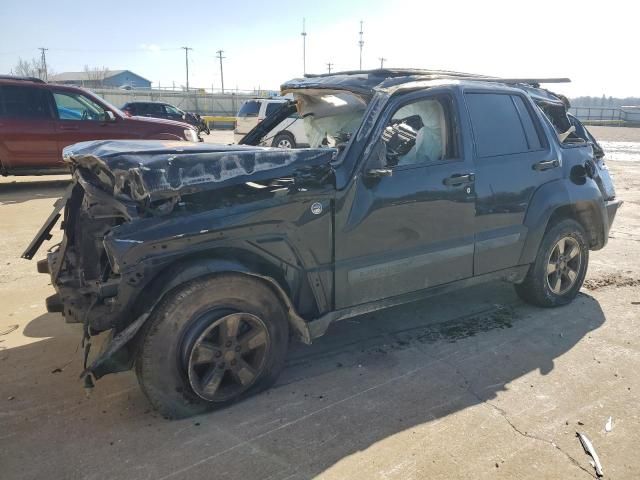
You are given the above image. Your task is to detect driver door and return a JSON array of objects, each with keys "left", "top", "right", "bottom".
[
  {"left": 52, "top": 90, "right": 136, "bottom": 153},
  {"left": 334, "top": 91, "right": 477, "bottom": 308}
]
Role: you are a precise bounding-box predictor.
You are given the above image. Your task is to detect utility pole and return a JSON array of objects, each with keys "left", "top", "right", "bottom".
[
  {"left": 326, "top": 62, "right": 334, "bottom": 73},
  {"left": 358, "top": 20, "right": 364, "bottom": 70},
  {"left": 378, "top": 57, "right": 387, "bottom": 69},
  {"left": 301, "top": 18, "right": 307, "bottom": 75},
  {"left": 216, "top": 50, "right": 226, "bottom": 94},
  {"left": 181, "top": 46, "right": 192, "bottom": 91},
  {"left": 38, "top": 47, "right": 48, "bottom": 81}
]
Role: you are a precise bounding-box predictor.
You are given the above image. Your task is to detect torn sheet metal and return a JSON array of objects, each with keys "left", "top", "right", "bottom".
[
  {"left": 63, "top": 140, "right": 337, "bottom": 202},
  {"left": 577, "top": 432, "right": 604, "bottom": 477}
]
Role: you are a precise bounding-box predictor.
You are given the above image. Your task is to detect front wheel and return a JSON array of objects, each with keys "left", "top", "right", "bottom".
[
  {"left": 135, "top": 274, "right": 289, "bottom": 418},
  {"left": 272, "top": 132, "right": 296, "bottom": 149},
  {"left": 515, "top": 218, "right": 589, "bottom": 307}
]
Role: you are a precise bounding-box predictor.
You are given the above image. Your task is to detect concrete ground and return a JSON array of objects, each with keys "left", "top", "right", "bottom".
[{"left": 1, "top": 128, "right": 639, "bottom": 479}]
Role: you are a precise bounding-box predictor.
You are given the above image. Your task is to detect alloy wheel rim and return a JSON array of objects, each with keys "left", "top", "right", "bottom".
[
  {"left": 546, "top": 236, "right": 582, "bottom": 295},
  {"left": 277, "top": 139, "right": 293, "bottom": 148},
  {"left": 186, "top": 312, "right": 270, "bottom": 402}
]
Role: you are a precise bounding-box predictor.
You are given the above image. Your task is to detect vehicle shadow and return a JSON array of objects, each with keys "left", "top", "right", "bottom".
[
  {"left": 0, "top": 178, "right": 70, "bottom": 205},
  {"left": 1, "top": 282, "right": 605, "bottom": 480}
]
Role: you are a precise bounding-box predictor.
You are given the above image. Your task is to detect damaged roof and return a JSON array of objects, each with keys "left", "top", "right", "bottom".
[{"left": 282, "top": 68, "right": 570, "bottom": 99}]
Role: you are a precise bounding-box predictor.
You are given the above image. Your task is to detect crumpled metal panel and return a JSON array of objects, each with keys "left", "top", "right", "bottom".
[{"left": 63, "top": 140, "right": 337, "bottom": 202}]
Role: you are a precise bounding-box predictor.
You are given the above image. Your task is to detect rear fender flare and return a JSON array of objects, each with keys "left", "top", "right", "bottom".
[{"left": 519, "top": 178, "right": 607, "bottom": 264}]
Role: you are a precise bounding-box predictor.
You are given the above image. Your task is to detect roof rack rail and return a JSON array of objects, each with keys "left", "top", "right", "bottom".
[
  {"left": 304, "top": 68, "right": 487, "bottom": 79},
  {"left": 0, "top": 75, "right": 46, "bottom": 83},
  {"left": 304, "top": 69, "right": 570, "bottom": 87},
  {"left": 416, "top": 76, "right": 571, "bottom": 87}
]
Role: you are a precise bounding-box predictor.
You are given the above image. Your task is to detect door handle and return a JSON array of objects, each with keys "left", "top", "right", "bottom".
[
  {"left": 533, "top": 159, "right": 559, "bottom": 171},
  {"left": 59, "top": 125, "right": 79, "bottom": 131},
  {"left": 443, "top": 173, "right": 475, "bottom": 186}
]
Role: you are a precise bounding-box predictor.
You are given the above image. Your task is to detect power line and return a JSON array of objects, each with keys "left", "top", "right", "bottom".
[
  {"left": 181, "top": 46, "right": 192, "bottom": 91},
  {"left": 216, "top": 50, "right": 226, "bottom": 94},
  {"left": 301, "top": 18, "right": 307, "bottom": 75},
  {"left": 358, "top": 20, "right": 364, "bottom": 70},
  {"left": 379, "top": 57, "right": 387, "bottom": 69},
  {"left": 38, "top": 47, "right": 48, "bottom": 81},
  {"left": 326, "top": 62, "right": 333, "bottom": 73}
]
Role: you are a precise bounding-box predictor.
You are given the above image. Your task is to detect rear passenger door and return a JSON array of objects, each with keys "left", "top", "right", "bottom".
[
  {"left": 464, "top": 90, "right": 561, "bottom": 275},
  {"left": 0, "top": 85, "right": 59, "bottom": 172}
]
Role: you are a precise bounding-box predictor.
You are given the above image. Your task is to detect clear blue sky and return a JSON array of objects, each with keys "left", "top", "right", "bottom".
[{"left": 1, "top": 0, "right": 637, "bottom": 97}]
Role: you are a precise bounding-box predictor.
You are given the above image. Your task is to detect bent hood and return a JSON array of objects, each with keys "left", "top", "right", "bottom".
[{"left": 63, "top": 140, "right": 336, "bottom": 202}]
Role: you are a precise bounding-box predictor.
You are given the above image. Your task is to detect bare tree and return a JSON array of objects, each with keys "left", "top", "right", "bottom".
[
  {"left": 83, "top": 65, "right": 110, "bottom": 87},
  {"left": 14, "top": 57, "right": 44, "bottom": 78}
]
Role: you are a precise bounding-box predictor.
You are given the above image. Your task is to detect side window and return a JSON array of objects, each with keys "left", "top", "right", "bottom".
[
  {"left": 465, "top": 93, "right": 533, "bottom": 157},
  {"left": 53, "top": 92, "right": 107, "bottom": 121},
  {"left": 265, "top": 102, "right": 282, "bottom": 118},
  {"left": 0, "top": 86, "right": 52, "bottom": 119},
  {"left": 382, "top": 97, "right": 453, "bottom": 167},
  {"left": 163, "top": 104, "right": 182, "bottom": 116},
  {"left": 237, "top": 100, "right": 260, "bottom": 118},
  {"left": 148, "top": 104, "right": 164, "bottom": 115},
  {"left": 512, "top": 96, "right": 543, "bottom": 150}
]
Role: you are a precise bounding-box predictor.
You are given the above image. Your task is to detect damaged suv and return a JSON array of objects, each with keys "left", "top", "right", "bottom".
[{"left": 25, "top": 69, "right": 621, "bottom": 418}]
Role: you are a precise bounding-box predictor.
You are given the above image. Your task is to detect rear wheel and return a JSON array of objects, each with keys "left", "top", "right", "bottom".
[
  {"left": 272, "top": 132, "right": 296, "bottom": 149},
  {"left": 515, "top": 219, "right": 589, "bottom": 307},
  {"left": 135, "top": 273, "right": 289, "bottom": 418}
]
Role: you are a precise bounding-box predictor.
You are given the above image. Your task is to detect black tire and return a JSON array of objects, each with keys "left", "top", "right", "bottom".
[
  {"left": 272, "top": 132, "right": 296, "bottom": 149},
  {"left": 515, "top": 218, "right": 589, "bottom": 307},
  {"left": 135, "top": 273, "right": 289, "bottom": 419}
]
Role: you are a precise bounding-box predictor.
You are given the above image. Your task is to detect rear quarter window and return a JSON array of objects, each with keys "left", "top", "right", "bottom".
[
  {"left": 465, "top": 92, "right": 537, "bottom": 157},
  {"left": 238, "top": 100, "right": 260, "bottom": 117},
  {"left": 0, "top": 85, "right": 52, "bottom": 119}
]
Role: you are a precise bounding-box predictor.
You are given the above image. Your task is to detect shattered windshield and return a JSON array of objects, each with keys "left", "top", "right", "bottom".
[{"left": 292, "top": 90, "right": 368, "bottom": 148}]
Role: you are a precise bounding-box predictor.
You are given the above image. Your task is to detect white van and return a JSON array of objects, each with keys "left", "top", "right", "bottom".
[{"left": 234, "top": 98, "right": 308, "bottom": 148}]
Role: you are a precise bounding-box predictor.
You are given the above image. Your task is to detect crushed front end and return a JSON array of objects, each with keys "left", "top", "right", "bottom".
[{"left": 24, "top": 139, "right": 337, "bottom": 381}]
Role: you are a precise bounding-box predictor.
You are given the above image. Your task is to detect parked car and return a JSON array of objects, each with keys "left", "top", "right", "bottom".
[
  {"left": 121, "top": 101, "right": 210, "bottom": 135},
  {"left": 0, "top": 76, "right": 200, "bottom": 175},
  {"left": 234, "top": 97, "right": 308, "bottom": 148},
  {"left": 26, "top": 69, "right": 621, "bottom": 418}
]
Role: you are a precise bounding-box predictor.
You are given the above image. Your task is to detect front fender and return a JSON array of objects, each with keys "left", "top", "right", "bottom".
[{"left": 86, "top": 257, "right": 311, "bottom": 380}]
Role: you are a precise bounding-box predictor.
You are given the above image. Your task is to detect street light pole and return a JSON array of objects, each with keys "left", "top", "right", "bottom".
[{"left": 379, "top": 57, "right": 387, "bottom": 69}]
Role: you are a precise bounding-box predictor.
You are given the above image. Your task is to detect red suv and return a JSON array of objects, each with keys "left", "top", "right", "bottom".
[{"left": 0, "top": 76, "right": 200, "bottom": 176}]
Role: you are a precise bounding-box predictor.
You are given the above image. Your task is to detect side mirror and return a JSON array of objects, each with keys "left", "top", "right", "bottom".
[{"left": 105, "top": 111, "right": 116, "bottom": 122}]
